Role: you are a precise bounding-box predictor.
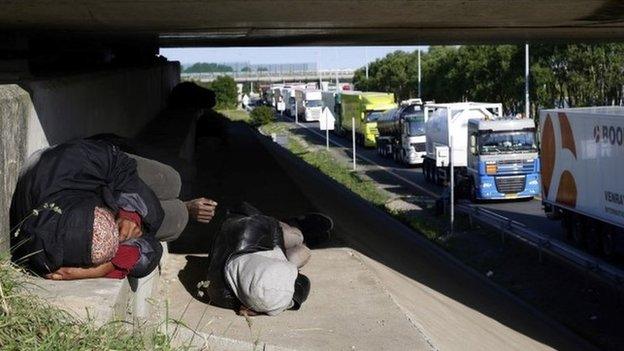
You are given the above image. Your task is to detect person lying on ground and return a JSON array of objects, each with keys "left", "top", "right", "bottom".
[
  {"left": 204, "top": 202, "right": 333, "bottom": 316},
  {"left": 10, "top": 138, "right": 217, "bottom": 280}
]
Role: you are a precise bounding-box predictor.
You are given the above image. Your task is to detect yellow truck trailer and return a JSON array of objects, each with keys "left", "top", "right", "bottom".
[{"left": 339, "top": 92, "right": 396, "bottom": 147}]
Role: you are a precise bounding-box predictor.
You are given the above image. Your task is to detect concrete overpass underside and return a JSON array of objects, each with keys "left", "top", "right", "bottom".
[{"left": 2, "top": 0, "right": 624, "bottom": 47}]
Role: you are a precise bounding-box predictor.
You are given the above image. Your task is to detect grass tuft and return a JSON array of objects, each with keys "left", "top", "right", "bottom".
[{"left": 0, "top": 255, "right": 173, "bottom": 351}]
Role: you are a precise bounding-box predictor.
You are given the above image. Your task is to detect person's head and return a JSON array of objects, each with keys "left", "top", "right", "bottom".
[
  {"left": 91, "top": 207, "right": 119, "bottom": 265},
  {"left": 225, "top": 247, "right": 309, "bottom": 316}
]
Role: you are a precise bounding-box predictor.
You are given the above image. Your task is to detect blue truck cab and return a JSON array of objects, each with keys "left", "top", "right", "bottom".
[{"left": 466, "top": 118, "right": 541, "bottom": 200}]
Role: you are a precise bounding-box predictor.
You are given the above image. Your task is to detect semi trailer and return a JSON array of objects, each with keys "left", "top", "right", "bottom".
[
  {"left": 339, "top": 92, "right": 396, "bottom": 147},
  {"left": 423, "top": 102, "right": 540, "bottom": 201},
  {"left": 540, "top": 106, "right": 624, "bottom": 256},
  {"left": 376, "top": 98, "right": 427, "bottom": 165}
]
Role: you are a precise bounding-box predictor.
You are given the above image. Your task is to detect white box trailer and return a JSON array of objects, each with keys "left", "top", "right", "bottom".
[
  {"left": 424, "top": 102, "right": 502, "bottom": 169},
  {"left": 541, "top": 106, "right": 624, "bottom": 256}
]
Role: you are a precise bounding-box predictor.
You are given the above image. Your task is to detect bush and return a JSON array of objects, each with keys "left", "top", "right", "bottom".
[{"left": 249, "top": 106, "right": 276, "bottom": 126}]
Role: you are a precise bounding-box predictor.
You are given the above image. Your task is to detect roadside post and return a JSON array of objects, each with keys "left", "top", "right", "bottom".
[
  {"left": 449, "top": 135, "right": 454, "bottom": 234},
  {"left": 295, "top": 99, "right": 299, "bottom": 124},
  {"left": 352, "top": 117, "right": 357, "bottom": 170},
  {"left": 319, "top": 107, "right": 335, "bottom": 150},
  {"left": 525, "top": 43, "right": 530, "bottom": 119}
]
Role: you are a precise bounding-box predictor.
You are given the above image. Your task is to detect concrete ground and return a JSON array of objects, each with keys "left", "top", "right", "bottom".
[{"left": 155, "top": 118, "right": 595, "bottom": 351}]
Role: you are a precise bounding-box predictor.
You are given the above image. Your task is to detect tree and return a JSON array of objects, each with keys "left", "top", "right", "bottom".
[
  {"left": 241, "top": 66, "right": 252, "bottom": 72},
  {"left": 206, "top": 76, "right": 238, "bottom": 110},
  {"left": 184, "top": 63, "right": 233, "bottom": 73}
]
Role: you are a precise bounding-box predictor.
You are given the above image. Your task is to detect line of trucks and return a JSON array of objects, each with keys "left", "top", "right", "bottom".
[{"left": 265, "top": 86, "right": 624, "bottom": 256}]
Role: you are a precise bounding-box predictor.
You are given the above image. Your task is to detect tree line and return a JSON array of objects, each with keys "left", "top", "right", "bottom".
[
  {"left": 353, "top": 44, "right": 624, "bottom": 115},
  {"left": 184, "top": 63, "right": 234, "bottom": 73}
]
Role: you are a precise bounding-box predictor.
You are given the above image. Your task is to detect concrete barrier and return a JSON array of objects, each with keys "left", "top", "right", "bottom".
[{"left": 0, "top": 62, "right": 180, "bottom": 253}]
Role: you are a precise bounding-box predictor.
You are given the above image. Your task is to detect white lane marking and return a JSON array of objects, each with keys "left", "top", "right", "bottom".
[{"left": 292, "top": 121, "right": 439, "bottom": 198}]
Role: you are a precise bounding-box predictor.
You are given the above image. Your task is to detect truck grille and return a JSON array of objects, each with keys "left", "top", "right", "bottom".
[
  {"left": 412, "top": 142, "right": 426, "bottom": 152},
  {"left": 310, "top": 109, "right": 321, "bottom": 120},
  {"left": 497, "top": 159, "right": 534, "bottom": 174},
  {"left": 495, "top": 175, "right": 526, "bottom": 194}
]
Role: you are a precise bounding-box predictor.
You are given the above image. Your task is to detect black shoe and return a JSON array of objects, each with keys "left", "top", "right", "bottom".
[{"left": 287, "top": 213, "right": 333, "bottom": 247}]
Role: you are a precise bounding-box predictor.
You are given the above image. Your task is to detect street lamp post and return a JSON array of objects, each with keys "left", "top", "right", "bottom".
[
  {"left": 525, "top": 43, "right": 530, "bottom": 119},
  {"left": 418, "top": 49, "right": 422, "bottom": 98}
]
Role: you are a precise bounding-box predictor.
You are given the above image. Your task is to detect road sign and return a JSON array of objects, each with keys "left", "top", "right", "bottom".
[{"left": 320, "top": 107, "right": 335, "bottom": 131}]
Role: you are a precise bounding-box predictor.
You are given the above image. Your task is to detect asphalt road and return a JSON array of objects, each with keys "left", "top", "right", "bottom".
[{"left": 286, "top": 118, "right": 565, "bottom": 240}]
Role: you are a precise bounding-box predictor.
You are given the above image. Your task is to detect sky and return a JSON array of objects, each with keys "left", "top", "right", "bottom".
[{"left": 159, "top": 46, "right": 427, "bottom": 70}]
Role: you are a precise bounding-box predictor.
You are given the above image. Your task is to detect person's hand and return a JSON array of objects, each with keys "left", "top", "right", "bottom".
[
  {"left": 185, "top": 198, "right": 218, "bottom": 224},
  {"left": 116, "top": 218, "right": 142, "bottom": 241},
  {"left": 237, "top": 305, "right": 259, "bottom": 316},
  {"left": 45, "top": 267, "right": 81, "bottom": 280}
]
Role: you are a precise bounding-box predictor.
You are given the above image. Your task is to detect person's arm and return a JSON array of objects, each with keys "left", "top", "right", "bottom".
[{"left": 45, "top": 263, "right": 115, "bottom": 280}]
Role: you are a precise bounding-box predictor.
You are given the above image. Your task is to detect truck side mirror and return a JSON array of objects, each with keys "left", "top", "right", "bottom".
[{"left": 470, "top": 135, "right": 477, "bottom": 155}]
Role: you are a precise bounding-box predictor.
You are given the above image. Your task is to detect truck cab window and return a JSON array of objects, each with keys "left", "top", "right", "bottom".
[
  {"left": 366, "top": 111, "right": 383, "bottom": 122},
  {"left": 479, "top": 131, "right": 537, "bottom": 154}
]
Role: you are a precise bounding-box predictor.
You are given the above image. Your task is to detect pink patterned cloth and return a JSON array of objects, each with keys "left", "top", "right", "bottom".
[{"left": 91, "top": 207, "right": 119, "bottom": 265}]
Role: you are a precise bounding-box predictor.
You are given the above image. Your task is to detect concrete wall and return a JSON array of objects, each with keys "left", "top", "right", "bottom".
[{"left": 0, "top": 62, "right": 180, "bottom": 252}]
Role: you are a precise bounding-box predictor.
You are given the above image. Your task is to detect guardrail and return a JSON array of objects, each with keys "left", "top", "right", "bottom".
[
  {"left": 456, "top": 202, "right": 624, "bottom": 288},
  {"left": 182, "top": 69, "right": 355, "bottom": 82}
]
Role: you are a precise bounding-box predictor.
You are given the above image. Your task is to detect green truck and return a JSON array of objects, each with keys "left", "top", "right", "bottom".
[{"left": 339, "top": 92, "right": 396, "bottom": 147}]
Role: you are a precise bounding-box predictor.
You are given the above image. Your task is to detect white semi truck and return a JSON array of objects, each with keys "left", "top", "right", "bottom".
[
  {"left": 302, "top": 90, "right": 323, "bottom": 122},
  {"left": 376, "top": 98, "right": 427, "bottom": 165},
  {"left": 540, "top": 106, "right": 624, "bottom": 257},
  {"left": 423, "top": 102, "right": 541, "bottom": 201}
]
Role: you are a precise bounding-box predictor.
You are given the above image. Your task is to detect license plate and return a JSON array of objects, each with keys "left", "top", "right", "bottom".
[{"left": 505, "top": 193, "right": 518, "bottom": 199}]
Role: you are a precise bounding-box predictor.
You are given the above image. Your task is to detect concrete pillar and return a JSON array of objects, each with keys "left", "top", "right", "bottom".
[{"left": 0, "top": 85, "right": 32, "bottom": 253}]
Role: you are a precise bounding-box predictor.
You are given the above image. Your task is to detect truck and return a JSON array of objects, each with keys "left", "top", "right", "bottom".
[
  {"left": 376, "top": 98, "right": 427, "bottom": 165},
  {"left": 302, "top": 90, "right": 323, "bottom": 122},
  {"left": 422, "top": 102, "right": 541, "bottom": 201},
  {"left": 339, "top": 92, "right": 396, "bottom": 147},
  {"left": 540, "top": 106, "right": 624, "bottom": 257}
]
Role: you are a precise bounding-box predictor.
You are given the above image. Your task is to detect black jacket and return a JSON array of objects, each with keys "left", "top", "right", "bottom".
[
  {"left": 10, "top": 139, "right": 164, "bottom": 276},
  {"left": 206, "top": 202, "right": 310, "bottom": 311}
]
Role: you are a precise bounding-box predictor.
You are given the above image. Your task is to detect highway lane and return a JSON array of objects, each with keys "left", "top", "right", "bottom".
[{"left": 286, "top": 118, "right": 565, "bottom": 242}]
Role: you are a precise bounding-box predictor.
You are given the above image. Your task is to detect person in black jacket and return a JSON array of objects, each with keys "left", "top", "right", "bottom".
[
  {"left": 10, "top": 139, "right": 217, "bottom": 280},
  {"left": 204, "top": 202, "right": 332, "bottom": 316}
]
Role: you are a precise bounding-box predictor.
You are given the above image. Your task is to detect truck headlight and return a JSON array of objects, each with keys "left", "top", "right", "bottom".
[
  {"left": 528, "top": 179, "right": 539, "bottom": 186},
  {"left": 481, "top": 182, "right": 493, "bottom": 188}
]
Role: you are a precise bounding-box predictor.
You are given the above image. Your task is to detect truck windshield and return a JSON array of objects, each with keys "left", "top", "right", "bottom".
[
  {"left": 366, "top": 111, "right": 384, "bottom": 122},
  {"left": 306, "top": 100, "right": 323, "bottom": 108},
  {"left": 405, "top": 113, "right": 425, "bottom": 136},
  {"left": 479, "top": 131, "right": 537, "bottom": 154}
]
